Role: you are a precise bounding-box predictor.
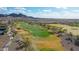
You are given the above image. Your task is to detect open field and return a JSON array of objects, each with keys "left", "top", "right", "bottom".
[{"left": 48, "top": 24, "right": 79, "bottom": 36}]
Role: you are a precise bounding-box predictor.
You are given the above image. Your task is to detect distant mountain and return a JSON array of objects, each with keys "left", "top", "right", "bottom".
[
  {"left": 7, "top": 13, "right": 26, "bottom": 17},
  {"left": 0, "top": 14, "right": 7, "bottom": 17},
  {"left": 0, "top": 13, "right": 28, "bottom": 17},
  {"left": 0, "top": 13, "right": 79, "bottom": 23}
]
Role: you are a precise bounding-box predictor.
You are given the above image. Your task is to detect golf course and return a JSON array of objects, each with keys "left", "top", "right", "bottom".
[{"left": 13, "top": 21, "right": 64, "bottom": 51}]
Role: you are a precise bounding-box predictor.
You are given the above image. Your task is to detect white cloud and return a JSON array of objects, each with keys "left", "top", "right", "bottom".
[
  {"left": 42, "top": 9, "right": 52, "bottom": 12},
  {"left": 56, "top": 7, "right": 68, "bottom": 9},
  {"left": 27, "top": 10, "right": 32, "bottom": 12},
  {"left": 72, "top": 10, "right": 79, "bottom": 12},
  {"left": 26, "top": 10, "right": 79, "bottom": 19},
  {"left": 0, "top": 7, "right": 8, "bottom": 10},
  {"left": 12, "top": 8, "right": 79, "bottom": 19},
  {"left": 12, "top": 7, "right": 27, "bottom": 14},
  {"left": 15, "top": 7, "right": 26, "bottom": 10},
  {"left": 26, "top": 12, "right": 60, "bottom": 18},
  {"left": 0, "top": 7, "right": 79, "bottom": 19}
]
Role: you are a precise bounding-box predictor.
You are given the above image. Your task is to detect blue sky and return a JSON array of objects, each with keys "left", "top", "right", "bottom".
[{"left": 0, "top": 7, "right": 79, "bottom": 18}]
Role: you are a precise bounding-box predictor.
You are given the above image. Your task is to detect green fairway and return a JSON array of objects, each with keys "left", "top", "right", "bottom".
[{"left": 17, "top": 22, "right": 50, "bottom": 37}]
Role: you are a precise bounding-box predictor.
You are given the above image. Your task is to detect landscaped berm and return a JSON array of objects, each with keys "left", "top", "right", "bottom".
[{"left": 14, "top": 21, "right": 64, "bottom": 51}]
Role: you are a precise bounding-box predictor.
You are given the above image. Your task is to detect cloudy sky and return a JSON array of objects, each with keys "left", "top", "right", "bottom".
[{"left": 0, "top": 7, "right": 79, "bottom": 19}]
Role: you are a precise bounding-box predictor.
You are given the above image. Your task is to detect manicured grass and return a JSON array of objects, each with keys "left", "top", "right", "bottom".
[{"left": 16, "top": 22, "right": 50, "bottom": 37}]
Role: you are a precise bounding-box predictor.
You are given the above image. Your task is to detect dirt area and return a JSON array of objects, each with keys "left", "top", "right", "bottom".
[
  {"left": 0, "top": 35, "right": 9, "bottom": 50},
  {"left": 34, "top": 35, "right": 64, "bottom": 51}
]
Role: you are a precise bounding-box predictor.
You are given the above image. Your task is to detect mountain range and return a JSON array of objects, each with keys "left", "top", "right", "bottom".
[
  {"left": 0, "top": 13, "right": 79, "bottom": 23},
  {"left": 0, "top": 13, "right": 27, "bottom": 17}
]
